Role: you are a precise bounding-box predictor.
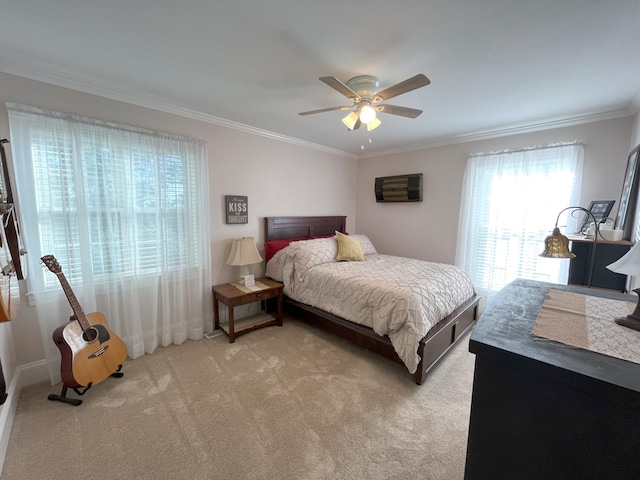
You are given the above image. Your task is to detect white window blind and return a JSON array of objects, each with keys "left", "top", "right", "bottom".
[
  {"left": 456, "top": 144, "right": 584, "bottom": 297},
  {"left": 7, "top": 103, "right": 212, "bottom": 381},
  {"left": 10, "top": 106, "right": 204, "bottom": 290}
]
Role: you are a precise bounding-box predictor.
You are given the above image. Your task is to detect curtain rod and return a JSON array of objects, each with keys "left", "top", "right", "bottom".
[
  {"left": 5, "top": 102, "right": 206, "bottom": 146},
  {"left": 470, "top": 141, "right": 584, "bottom": 157}
]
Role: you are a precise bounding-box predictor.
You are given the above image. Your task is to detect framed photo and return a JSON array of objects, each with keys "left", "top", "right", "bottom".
[
  {"left": 578, "top": 200, "right": 615, "bottom": 233},
  {"left": 225, "top": 195, "right": 248, "bottom": 224},
  {"left": 615, "top": 145, "right": 640, "bottom": 240}
]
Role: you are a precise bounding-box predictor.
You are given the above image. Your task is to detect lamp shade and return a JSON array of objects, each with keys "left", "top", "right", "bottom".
[
  {"left": 539, "top": 227, "right": 576, "bottom": 258},
  {"left": 607, "top": 241, "right": 640, "bottom": 275},
  {"left": 341, "top": 111, "right": 359, "bottom": 130},
  {"left": 366, "top": 116, "right": 382, "bottom": 131},
  {"left": 226, "top": 237, "right": 263, "bottom": 266}
]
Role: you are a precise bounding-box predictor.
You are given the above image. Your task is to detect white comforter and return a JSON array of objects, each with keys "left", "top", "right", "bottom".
[{"left": 266, "top": 236, "right": 476, "bottom": 373}]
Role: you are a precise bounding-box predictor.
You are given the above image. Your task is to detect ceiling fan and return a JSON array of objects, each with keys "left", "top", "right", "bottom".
[{"left": 299, "top": 74, "right": 430, "bottom": 131}]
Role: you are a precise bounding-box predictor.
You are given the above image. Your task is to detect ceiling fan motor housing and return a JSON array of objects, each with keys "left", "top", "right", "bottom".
[{"left": 346, "top": 75, "right": 380, "bottom": 100}]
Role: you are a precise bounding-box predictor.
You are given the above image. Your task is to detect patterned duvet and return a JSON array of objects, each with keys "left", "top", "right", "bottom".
[{"left": 265, "top": 236, "right": 476, "bottom": 373}]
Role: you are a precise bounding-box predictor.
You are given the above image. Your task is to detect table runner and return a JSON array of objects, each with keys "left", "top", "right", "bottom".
[{"left": 532, "top": 289, "right": 640, "bottom": 364}]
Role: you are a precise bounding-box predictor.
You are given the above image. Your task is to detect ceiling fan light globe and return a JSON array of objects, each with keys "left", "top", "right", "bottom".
[
  {"left": 341, "top": 111, "right": 359, "bottom": 130},
  {"left": 359, "top": 105, "right": 377, "bottom": 124}
]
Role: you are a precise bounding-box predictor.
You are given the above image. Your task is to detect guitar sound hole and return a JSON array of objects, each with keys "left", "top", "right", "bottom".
[{"left": 82, "top": 327, "right": 98, "bottom": 343}]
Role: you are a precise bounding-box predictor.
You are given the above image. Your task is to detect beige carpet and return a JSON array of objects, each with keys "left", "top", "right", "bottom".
[{"left": 2, "top": 316, "right": 476, "bottom": 480}]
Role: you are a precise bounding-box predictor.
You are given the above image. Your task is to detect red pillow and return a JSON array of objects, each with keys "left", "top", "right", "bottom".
[{"left": 264, "top": 238, "right": 308, "bottom": 262}]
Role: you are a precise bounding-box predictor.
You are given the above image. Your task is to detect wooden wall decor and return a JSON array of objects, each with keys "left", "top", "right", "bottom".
[{"left": 374, "top": 173, "right": 423, "bottom": 203}]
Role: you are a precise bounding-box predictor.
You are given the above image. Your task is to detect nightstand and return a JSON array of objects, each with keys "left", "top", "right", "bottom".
[{"left": 212, "top": 277, "right": 283, "bottom": 342}]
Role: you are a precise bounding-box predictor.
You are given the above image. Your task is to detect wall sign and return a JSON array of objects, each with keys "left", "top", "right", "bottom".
[{"left": 225, "top": 195, "right": 248, "bottom": 224}]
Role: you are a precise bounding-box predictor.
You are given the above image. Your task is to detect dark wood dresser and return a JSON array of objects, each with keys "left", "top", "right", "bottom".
[
  {"left": 464, "top": 279, "right": 640, "bottom": 480},
  {"left": 567, "top": 235, "right": 631, "bottom": 291}
]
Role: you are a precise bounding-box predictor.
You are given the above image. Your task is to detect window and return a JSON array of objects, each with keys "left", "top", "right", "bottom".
[
  {"left": 8, "top": 103, "right": 211, "bottom": 377},
  {"left": 9, "top": 105, "right": 207, "bottom": 290},
  {"left": 456, "top": 144, "right": 584, "bottom": 297}
]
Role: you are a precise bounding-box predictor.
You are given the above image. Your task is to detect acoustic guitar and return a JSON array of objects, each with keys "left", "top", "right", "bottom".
[
  {"left": 0, "top": 208, "right": 19, "bottom": 322},
  {"left": 41, "top": 255, "right": 127, "bottom": 389}
]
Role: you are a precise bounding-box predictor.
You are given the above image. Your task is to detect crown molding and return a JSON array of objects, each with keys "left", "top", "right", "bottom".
[
  {"left": 630, "top": 90, "right": 640, "bottom": 116},
  {"left": 1, "top": 61, "right": 633, "bottom": 162},
  {"left": 358, "top": 107, "right": 635, "bottom": 159},
  {"left": 0, "top": 62, "right": 357, "bottom": 160}
]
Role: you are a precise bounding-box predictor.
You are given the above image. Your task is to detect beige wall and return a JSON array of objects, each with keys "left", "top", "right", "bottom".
[
  {"left": 356, "top": 116, "right": 634, "bottom": 265},
  {"left": 0, "top": 72, "right": 357, "bottom": 383}
]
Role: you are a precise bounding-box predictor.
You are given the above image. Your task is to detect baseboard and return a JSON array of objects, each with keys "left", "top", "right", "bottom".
[
  {"left": 16, "top": 359, "right": 51, "bottom": 389},
  {"left": 0, "top": 359, "right": 50, "bottom": 477},
  {"left": 0, "top": 369, "right": 20, "bottom": 477}
]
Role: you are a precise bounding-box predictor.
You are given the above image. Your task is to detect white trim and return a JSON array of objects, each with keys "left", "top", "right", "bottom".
[
  {"left": 630, "top": 91, "right": 640, "bottom": 116},
  {"left": 0, "top": 60, "right": 633, "bottom": 161},
  {"left": 0, "top": 374, "right": 18, "bottom": 478},
  {"left": 0, "top": 62, "right": 356, "bottom": 160},
  {"left": 16, "top": 359, "right": 51, "bottom": 388},
  {"left": 0, "top": 359, "right": 49, "bottom": 477},
  {"left": 358, "top": 108, "right": 634, "bottom": 159}
]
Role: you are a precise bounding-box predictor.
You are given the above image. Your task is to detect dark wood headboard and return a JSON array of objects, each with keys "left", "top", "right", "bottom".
[{"left": 264, "top": 216, "right": 347, "bottom": 241}]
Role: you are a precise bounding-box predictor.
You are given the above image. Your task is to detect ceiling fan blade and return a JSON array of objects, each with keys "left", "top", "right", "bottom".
[
  {"left": 372, "top": 74, "right": 430, "bottom": 102},
  {"left": 375, "top": 104, "right": 423, "bottom": 118},
  {"left": 298, "top": 106, "right": 353, "bottom": 116},
  {"left": 319, "top": 76, "right": 361, "bottom": 102}
]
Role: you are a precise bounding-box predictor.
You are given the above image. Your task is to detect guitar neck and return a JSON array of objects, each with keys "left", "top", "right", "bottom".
[{"left": 55, "top": 272, "right": 90, "bottom": 331}]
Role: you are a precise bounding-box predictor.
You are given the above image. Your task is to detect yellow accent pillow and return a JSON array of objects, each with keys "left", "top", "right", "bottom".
[{"left": 335, "top": 231, "right": 365, "bottom": 261}]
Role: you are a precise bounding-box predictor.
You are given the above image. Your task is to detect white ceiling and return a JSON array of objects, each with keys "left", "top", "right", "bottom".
[{"left": 2, "top": 0, "right": 640, "bottom": 157}]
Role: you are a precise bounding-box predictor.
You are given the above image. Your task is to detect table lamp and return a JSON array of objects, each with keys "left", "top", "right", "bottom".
[
  {"left": 226, "top": 237, "right": 263, "bottom": 286},
  {"left": 606, "top": 241, "right": 640, "bottom": 332}
]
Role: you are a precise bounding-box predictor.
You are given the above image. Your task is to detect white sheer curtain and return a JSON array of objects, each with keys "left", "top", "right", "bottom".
[
  {"left": 456, "top": 144, "right": 584, "bottom": 300},
  {"left": 7, "top": 103, "right": 212, "bottom": 384}
]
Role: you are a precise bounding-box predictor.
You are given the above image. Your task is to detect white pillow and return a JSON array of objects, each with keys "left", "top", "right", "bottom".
[
  {"left": 288, "top": 237, "right": 338, "bottom": 280},
  {"left": 350, "top": 234, "right": 377, "bottom": 255}
]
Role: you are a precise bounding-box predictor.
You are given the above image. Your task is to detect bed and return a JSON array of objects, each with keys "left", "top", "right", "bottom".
[{"left": 264, "top": 216, "right": 480, "bottom": 384}]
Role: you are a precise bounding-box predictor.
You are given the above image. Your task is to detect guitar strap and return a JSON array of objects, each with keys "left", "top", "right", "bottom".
[{"left": 0, "top": 139, "right": 13, "bottom": 203}]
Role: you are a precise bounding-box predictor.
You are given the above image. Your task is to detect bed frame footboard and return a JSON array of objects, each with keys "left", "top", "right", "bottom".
[
  {"left": 413, "top": 295, "right": 480, "bottom": 384},
  {"left": 284, "top": 294, "right": 480, "bottom": 384}
]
